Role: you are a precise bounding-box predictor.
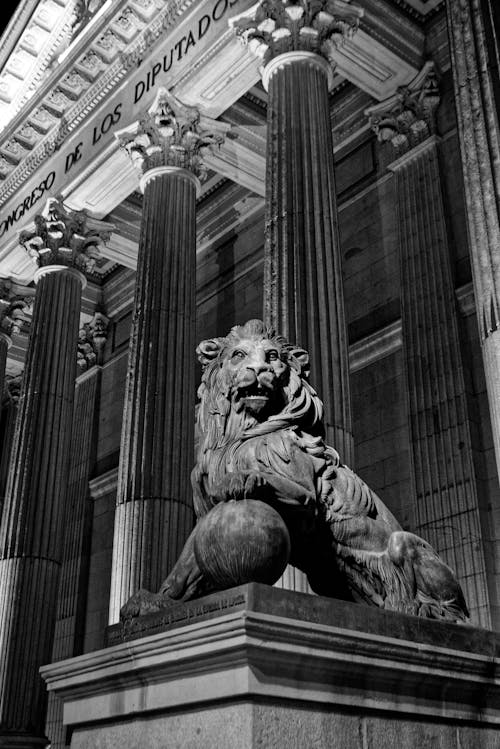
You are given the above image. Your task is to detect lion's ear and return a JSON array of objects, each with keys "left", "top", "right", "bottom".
[
  {"left": 196, "top": 338, "right": 224, "bottom": 369},
  {"left": 287, "top": 347, "right": 310, "bottom": 379}
]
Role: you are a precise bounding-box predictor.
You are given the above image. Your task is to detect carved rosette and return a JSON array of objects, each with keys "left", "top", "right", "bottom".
[
  {"left": 77, "top": 311, "right": 109, "bottom": 371},
  {"left": 229, "top": 0, "right": 363, "bottom": 71},
  {"left": 0, "top": 278, "right": 33, "bottom": 345},
  {"left": 116, "top": 88, "right": 229, "bottom": 183},
  {"left": 366, "top": 62, "right": 440, "bottom": 151},
  {"left": 19, "top": 198, "right": 114, "bottom": 275}
]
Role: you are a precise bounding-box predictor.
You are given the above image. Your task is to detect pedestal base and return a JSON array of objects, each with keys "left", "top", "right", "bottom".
[{"left": 42, "top": 585, "right": 500, "bottom": 749}]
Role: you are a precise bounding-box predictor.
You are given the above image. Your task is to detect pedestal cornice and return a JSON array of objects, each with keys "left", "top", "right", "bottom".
[{"left": 42, "top": 584, "right": 500, "bottom": 728}]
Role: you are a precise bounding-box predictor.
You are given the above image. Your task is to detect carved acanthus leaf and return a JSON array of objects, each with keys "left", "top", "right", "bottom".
[
  {"left": 229, "top": 0, "right": 363, "bottom": 69},
  {"left": 366, "top": 62, "right": 440, "bottom": 151},
  {"left": 116, "top": 88, "right": 229, "bottom": 180},
  {"left": 19, "top": 198, "right": 114, "bottom": 274},
  {"left": 77, "top": 311, "right": 110, "bottom": 371},
  {"left": 3, "top": 374, "right": 22, "bottom": 405},
  {"left": 0, "top": 278, "right": 33, "bottom": 339}
]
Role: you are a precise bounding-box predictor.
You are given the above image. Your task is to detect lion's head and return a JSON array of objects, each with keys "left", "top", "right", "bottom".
[{"left": 195, "top": 320, "right": 324, "bottom": 448}]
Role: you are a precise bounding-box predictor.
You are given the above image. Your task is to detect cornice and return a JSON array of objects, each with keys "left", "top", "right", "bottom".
[
  {"left": 0, "top": 0, "right": 76, "bottom": 132},
  {"left": 358, "top": 0, "right": 424, "bottom": 67},
  {"left": 88, "top": 466, "right": 118, "bottom": 500},
  {"left": 0, "top": 0, "right": 41, "bottom": 71},
  {"left": 0, "top": 0, "right": 195, "bottom": 199}
]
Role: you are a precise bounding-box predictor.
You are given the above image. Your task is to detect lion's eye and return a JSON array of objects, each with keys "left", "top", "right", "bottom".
[
  {"left": 267, "top": 350, "right": 279, "bottom": 361},
  {"left": 232, "top": 350, "right": 246, "bottom": 360}
]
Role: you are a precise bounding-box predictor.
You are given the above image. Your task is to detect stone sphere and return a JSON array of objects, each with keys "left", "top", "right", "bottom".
[{"left": 193, "top": 499, "right": 291, "bottom": 589}]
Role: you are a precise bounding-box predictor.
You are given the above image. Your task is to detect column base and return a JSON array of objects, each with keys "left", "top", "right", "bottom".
[{"left": 42, "top": 584, "right": 500, "bottom": 748}]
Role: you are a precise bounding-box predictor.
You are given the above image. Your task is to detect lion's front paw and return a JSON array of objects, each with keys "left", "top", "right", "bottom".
[
  {"left": 212, "top": 471, "right": 269, "bottom": 501},
  {"left": 120, "top": 589, "right": 166, "bottom": 621},
  {"left": 242, "top": 471, "right": 269, "bottom": 498}
]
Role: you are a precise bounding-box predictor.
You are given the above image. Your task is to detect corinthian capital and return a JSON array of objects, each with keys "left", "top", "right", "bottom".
[
  {"left": 77, "top": 310, "right": 110, "bottom": 371},
  {"left": 116, "top": 88, "right": 229, "bottom": 181},
  {"left": 0, "top": 278, "right": 33, "bottom": 341},
  {"left": 3, "top": 373, "right": 22, "bottom": 404},
  {"left": 229, "top": 0, "right": 362, "bottom": 69},
  {"left": 366, "top": 62, "right": 440, "bottom": 151},
  {"left": 19, "top": 198, "right": 114, "bottom": 275}
]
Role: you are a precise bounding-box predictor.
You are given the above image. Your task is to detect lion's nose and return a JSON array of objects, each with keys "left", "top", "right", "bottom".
[
  {"left": 246, "top": 357, "right": 271, "bottom": 376},
  {"left": 247, "top": 362, "right": 269, "bottom": 376}
]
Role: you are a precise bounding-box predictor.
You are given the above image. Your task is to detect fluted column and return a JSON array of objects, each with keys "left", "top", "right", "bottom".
[
  {"left": 0, "top": 337, "right": 7, "bottom": 404},
  {"left": 0, "top": 377, "right": 21, "bottom": 519},
  {"left": 445, "top": 1, "right": 500, "bottom": 483},
  {"left": 367, "top": 64, "right": 491, "bottom": 627},
  {"left": 231, "top": 0, "right": 363, "bottom": 464},
  {"left": 108, "top": 89, "right": 227, "bottom": 623},
  {"left": 0, "top": 199, "right": 112, "bottom": 747},
  {"left": 45, "top": 312, "right": 109, "bottom": 749}
]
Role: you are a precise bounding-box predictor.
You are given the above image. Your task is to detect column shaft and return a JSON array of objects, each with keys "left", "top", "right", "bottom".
[
  {"left": 45, "top": 369, "right": 100, "bottom": 748},
  {"left": 393, "top": 139, "right": 490, "bottom": 627},
  {"left": 109, "top": 171, "right": 196, "bottom": 623},
  {"left": 446, "top": 0, "right": 500, "bottom": 477},
  {"left": 0, "top": 269, "right": 82, "bottom": 745},
  {"left": 0, "top": 336, "right": 8, "bottom": 407},
  {"left": 0, "top": 398, "right": 17, "bottom": 518},
  {"left": 264, "top": 57, "right": 352, "bottom": 464}
]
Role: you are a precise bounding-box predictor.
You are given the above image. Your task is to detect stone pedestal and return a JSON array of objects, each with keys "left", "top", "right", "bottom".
[{"left": 42, "top": 585, "right": 500, "bottom": 749}]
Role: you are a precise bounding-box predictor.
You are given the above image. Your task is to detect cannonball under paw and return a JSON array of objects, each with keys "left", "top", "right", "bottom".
[{"left": 193, "top": 499, "right": 291, "bottom": 589}]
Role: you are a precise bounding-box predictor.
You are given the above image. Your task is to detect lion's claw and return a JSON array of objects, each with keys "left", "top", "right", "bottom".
[
  {"left": 211, "top": 471, "right": 270, "bottom": 502},
  {"left": 120, "top": 589, "right": 168, "bottom": 621}
]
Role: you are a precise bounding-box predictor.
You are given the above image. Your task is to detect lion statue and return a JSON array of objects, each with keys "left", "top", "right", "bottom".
[{"left": 123, "top": 319, "right": 468, "bottom": 622}]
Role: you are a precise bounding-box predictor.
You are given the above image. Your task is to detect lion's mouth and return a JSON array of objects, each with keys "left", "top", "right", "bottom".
[{"left": 237, "top": 383, "right": 272, "bottom": 413}]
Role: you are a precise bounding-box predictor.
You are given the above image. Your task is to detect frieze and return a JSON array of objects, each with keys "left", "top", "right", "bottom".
[{"left": 0, "top": 0, "right": 250, "bottom": 241}]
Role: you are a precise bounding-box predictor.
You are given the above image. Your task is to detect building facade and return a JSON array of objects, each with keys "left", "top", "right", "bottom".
[{"left": 0, "top": 0, "right": 499, "bottom": 746}]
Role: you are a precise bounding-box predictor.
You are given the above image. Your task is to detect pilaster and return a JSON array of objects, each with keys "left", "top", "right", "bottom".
[
  {"left": 368, "top": 64, "right": 491, "bottom": 627},
  {"left": 108, "top": 89, "right": 227, "bottom": 623},
  {"left": 0, "top": 200, "right": 112, "bottom": 747},
  {"left": 0, "top": 377, "right": 21, "bottom": 519},
  {"left": 45, "top": 344, "right": 108, "bottom": 748},
  {"left": 0, "top": 280, "right": 31, "bottom": 401}
]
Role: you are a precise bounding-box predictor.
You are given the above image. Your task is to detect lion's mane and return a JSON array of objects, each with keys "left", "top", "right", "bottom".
[{"left": 191, "top": 320, "right": 339, "bottom": 516}]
